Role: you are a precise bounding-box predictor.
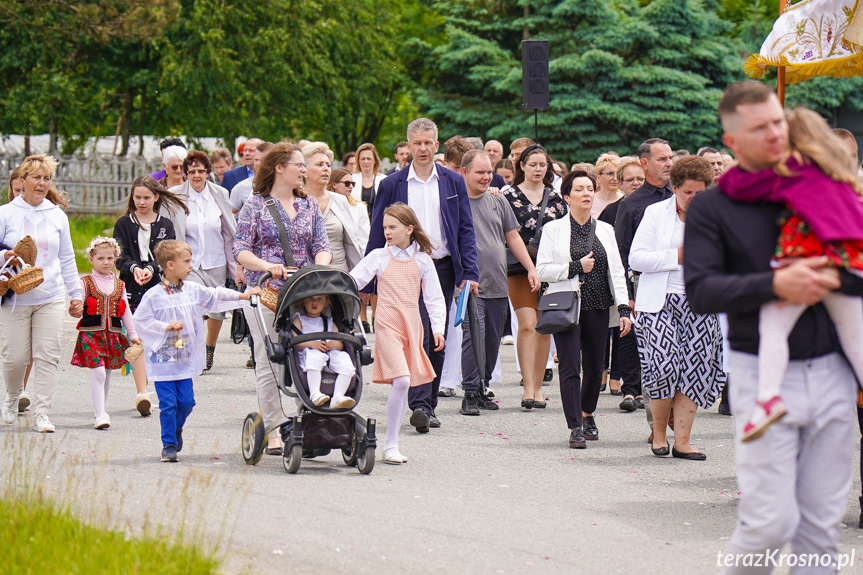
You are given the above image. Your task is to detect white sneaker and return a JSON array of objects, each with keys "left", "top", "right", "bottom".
[
  {"left": 17, "top": 392, "right": 30, "bottom": 413},
  {"left": 94, "top": 414, "right": 111, "bottom": 430},
  {"left": 501, "top": 335, "right": 514, "bottom": 345},
  {"left": 383, "top": 447, "right": 407, "bottom": 464},
  {"left": 35, "top": 413, "right": 55, "bottom": 433},
  {"left": 2, "top": 394, "right": 18, "bottom": 424},
  {"left": 135, "top": 393, "right": 152, "bottom": 417},
  {"left": 330, "top": 396, "right": 356, "bottom": 410},
  {"left": 310, "top": 392, "right": 330, "bottom": 407}
]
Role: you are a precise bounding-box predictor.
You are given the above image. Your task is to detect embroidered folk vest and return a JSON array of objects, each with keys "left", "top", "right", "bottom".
[{"left": 77, "top": 275, "right": 125, "bottom": 333}]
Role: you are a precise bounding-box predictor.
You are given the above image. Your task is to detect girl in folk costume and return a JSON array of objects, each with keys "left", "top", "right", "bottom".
[
  {"left": 71, "top": 237, "right": 141, "bottom": 430},
  {"left": 720, "top": 107, "right": 863, "bottom": 441},
  {"left": 349, "top": 203, "right": 446, "bottom": 465}
]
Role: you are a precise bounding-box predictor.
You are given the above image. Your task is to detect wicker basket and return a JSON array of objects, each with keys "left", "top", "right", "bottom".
[
  {"left": 8, "top": 261, "right": 44, "bottom": 295},
  {"left": 14, "top": 236, "right": 37, "bottom": 267},
  {"left": 260, "top": 282, "right": 279, "bottom": 312},
  {"left": 124, "top": 343, "right": 143, "bottom": 364},
  {"left": 0, "top": 275, "right": 9, "bottom": 296}
]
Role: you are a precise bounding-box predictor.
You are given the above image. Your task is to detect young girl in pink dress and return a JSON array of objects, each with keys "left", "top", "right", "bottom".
[
  {"left": 720, "top": 107, "right": 863, "bottom": 441},
  {"left": 349, "top": 203, "right": 446, "bottom": 464},
  {"left": 71, "top": 237, "right": 141, "bottom": 429}
]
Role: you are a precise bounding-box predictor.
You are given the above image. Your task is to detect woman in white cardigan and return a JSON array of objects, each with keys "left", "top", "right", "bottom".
[
  {"left": 536, "top": 171, "right": 631, "bottom": 449},
  {"left": 0, "top": 155, "right": 82, "bottom": 433},
  {"left": 629, "top": 157, "right": 724, "bottom": 461}
]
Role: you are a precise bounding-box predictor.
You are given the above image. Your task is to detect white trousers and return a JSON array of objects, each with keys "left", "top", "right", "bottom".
[
  {"left": 0, "top": 300, "right": 65, "bottom": 415},
  {"left": 723, "top": 351, "right": 857, "bottom": 574}
]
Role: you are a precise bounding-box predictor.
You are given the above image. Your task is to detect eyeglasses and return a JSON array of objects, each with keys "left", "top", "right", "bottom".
[
  {"left": 168, "top": 165, "right": 183, "bottom": 171},
  {"left": 283, "top": 162, "right": 306, "bottom": 169},
  {"left": 187, "top": 168, "right": 208, "bottom": 175},
  {"left": 338, "top": 180, "right": 355, "bottom": 187},
  {"left": 623, "top": 177, "right": 645, "bottom": 184},
  {"left": 601, "top": 171, "right": 617, "bottom": 177}
]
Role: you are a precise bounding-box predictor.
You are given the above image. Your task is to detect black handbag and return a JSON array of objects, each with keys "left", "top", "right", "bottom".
[
  {"left": 230, "top": 282, "right": 250, "bottom": 344},
  {"left": 534, "top": 218, "right": 596, "bottom": 335},
  {"left": 507, "top": 186, "right": 552, "bottom": 276}
]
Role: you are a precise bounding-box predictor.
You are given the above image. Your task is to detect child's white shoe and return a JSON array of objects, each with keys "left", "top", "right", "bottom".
[
  {"left": 383, "top": 447, "right": 407, "bottom": 464},
  {"left": 94, "top": 414, "right": 111, "bottom": 430},
  {"left": 741, "top": 396, "right": 787, "bottom": 442},
  {"left": 330, "top": 396, "right": 356, "bottom": 410},
  {"left": 310, "top": 392, "right": 330, "bottom": 407},
  {"left": 135, "top": 393, "right": 152, "bottom": 417},
  {"left": 17, "top": 392, "right": 30, "bottom": 413}
]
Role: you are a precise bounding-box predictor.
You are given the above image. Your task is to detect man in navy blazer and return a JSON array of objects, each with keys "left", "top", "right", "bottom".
[
  {"left": 221, "top": 138, "right": 262, "bottom": 194},
  {"left": 366, "top": 118, "right": 480, "bottom": 432}
]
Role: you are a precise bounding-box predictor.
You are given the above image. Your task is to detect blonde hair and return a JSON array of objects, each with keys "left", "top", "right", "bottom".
[
  {"left": 595, "top": 153, "right": 619, "bottom": 178},
  {"left": 780, "top": 107, "right": 863, "bottom": 195},
  {"left": 383, "top": 203, "right": 433, "bottom": 255},
  {"left": 19, "top": 154, "right": 59, "bottom": 180},
  {"left": 355, "top": 143, "right": 381, "bottom": 175},
  {"left": 86, "top": 236, "right": 121, "bottom": 258},
  {"left": 302, "top": 142, "right": 334, "bottom": 164},
  {"left": 615, "top": 156, "right": 642, "bottom": 181},
  {"left": 154, "top": 240, "right": 192, "bottom": 269}
]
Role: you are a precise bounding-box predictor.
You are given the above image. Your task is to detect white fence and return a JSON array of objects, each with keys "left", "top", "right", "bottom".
[{"left": 1, "top": 155, "right": 161, "bottom": 214}]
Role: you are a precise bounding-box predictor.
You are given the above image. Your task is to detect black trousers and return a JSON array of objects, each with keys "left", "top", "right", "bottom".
[
  {"left": 409, "top": 258, "right": 456, "bottom": 416},
  {"left": 604, "top": 327, "right": 621, "bottom": 381},
  {"left": 619, "top": 326, "right": 642, "bottom": 397},
  {"left": 858, "top": 406, "right": 863, "bottom": 509},
  {"left": 553, "top": 308, "right": 609, "bottom": 430}
]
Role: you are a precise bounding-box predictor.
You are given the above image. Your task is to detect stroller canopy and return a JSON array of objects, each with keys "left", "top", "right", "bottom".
[{"left": 274, "top": 266, "right": 361, "bottom": 325}]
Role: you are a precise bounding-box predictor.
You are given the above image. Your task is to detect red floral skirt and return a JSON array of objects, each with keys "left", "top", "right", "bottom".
[
  {"left": 71, "top": 330, "right": 130, "bottom": 369},
  {"left": 777, "top": 212, "right": 863, "bottom": 271}
]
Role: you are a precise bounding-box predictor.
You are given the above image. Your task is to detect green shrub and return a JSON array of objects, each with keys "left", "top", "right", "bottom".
[{"left": 68, "top": 214, "right": 120, "bottom": 272}]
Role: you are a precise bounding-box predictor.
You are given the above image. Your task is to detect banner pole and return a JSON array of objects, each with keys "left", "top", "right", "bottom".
[{"left": 777, "top": 0, "right": 788, "bottom": 106}]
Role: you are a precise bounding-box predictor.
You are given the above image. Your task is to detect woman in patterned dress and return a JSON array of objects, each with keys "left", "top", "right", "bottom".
[
  {"left": 629, "top": 157, "right": 725, "bottom": 460},
  {"left": 233, "top": 142, "right": 332, "bottom": 456}
]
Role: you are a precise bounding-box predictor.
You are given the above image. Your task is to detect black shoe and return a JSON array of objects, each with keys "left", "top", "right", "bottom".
[
  {"left": 203, "top": 345, "right": 215, "bottom": 371},
  {"left": 651, "top": 441, "right": 670, "bottom": 456},
  {"left": 264, "top": 446, "right": 283, "bottom": 456},
  {"left": 610, "top": 389, "right": 624, "bottom": 396},
  {"left": 569, "top": 428, "right": 586, "bottom": 449},
  {"left": 619, "top": 397, "right": 637, "bottom": 412},
  {"left": 858, "top": 497, "right": 863, "bottom": 529},
  {"left": 533, "top": 400, "right": 547, "bottom": 409},
  {"left": 477, "top": 394, "right": 499, "bottom": 411},
  {"left": 161, "top": 446, "right": 178, "bottom": 462},
  {"left": 428, "top": 414, "right": 441, "bottom": 428},
  {"left": 543, "top": 369, "right": 553, "bottom": 382},
  {"left": 176, "top": 428, "right": 183, "bottom": 453},
  {"left": 519, "top": 378, "right": 524, "bottom": 386},
  {"left": 521, "top": 399, "right": 534, "bottom": 410},
  {"left": 410, "top": 409, "right": 430, "bottom": 433},
  {"left": 672, "top": 447, "right": 706, "bottom": 461},
  {"left": 582, "top": 416, "right": 599, "bottom": 440},
  {"left": 600, "top": 383, "right": 607, "bottom": 392},
  {"left": 718, "top": 399, "right": 731, "bottom": 416},
  {"left": 362, "top": 320, "right": 371, "bottom": 334},
  {"left": 459, "top": 396, "right": 480, "bottom": 416},
  {"left": 635, "top": 396, "right": 645, "bottom": 409}
]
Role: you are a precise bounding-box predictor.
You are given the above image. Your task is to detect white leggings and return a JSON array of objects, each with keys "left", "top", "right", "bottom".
[
  {"left": 90, "top": 366, "right": 112, "bottom": 418},
  {"left": 386, "top": 376, "right": 410, "bottom": 450},
  {"left": 758, "top": 292, "right": 863, "bottom": 402}
]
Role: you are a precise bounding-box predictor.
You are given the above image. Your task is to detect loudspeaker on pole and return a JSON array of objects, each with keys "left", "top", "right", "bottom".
[{"left": 522, "top": 40, "right": 549, "bottom": 111}]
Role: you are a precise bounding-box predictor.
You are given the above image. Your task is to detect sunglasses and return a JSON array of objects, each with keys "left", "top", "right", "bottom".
[
  {"left": 187, "top": 168, "right": 208, "bottom": 175},
  {"left": 338, "top": 180, "right": 355, "bottom": 187}
]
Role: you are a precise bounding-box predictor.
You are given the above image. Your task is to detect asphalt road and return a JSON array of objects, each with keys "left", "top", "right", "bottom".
[{"left": 2, "top": 310, "right": 863, "bottom": 574}]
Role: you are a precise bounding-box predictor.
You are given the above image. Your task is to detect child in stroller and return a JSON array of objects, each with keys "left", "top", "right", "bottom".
[{"left": 293, "top": 294, "right": 357, "bottom": 409}]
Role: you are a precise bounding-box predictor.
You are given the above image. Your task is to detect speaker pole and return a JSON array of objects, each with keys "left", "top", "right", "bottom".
[{"left": 534, "top": 110, "right": 539, "bottom": 144}]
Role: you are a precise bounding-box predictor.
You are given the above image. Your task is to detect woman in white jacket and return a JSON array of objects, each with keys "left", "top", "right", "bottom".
[
  {"left": 0, "top": 155, "right": 83, "bottom": 433},
  {"left": 629, "top": 156, "right": 724, "bottom": 460},
  {"left": 536, "top": 171, "right": 631, "bottom": 449}
]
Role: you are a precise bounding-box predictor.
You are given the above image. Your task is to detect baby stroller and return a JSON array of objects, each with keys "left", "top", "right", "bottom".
[{"left": 241, "top": 266, "right": 376, "bottom": 474}]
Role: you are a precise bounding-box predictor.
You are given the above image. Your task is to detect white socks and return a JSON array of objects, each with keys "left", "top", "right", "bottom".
[
  {"left": 386, "top": 376, "right": 410, "bottom": 451},
  {"left": 307, "top": 370, "right": 329, "bottom": 405},
  {"left": 90, "top": 366, "right": 112, "bottom": 418}
]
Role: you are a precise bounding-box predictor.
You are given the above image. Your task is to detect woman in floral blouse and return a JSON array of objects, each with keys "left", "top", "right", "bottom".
[
  {"left": 503, "top": 145, "right": 567, "bottom": 409},
  {"left": 233, "top": 141, "right": 332, "bottom": 455}
]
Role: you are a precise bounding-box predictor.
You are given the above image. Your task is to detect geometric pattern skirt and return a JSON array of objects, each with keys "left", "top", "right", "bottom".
[{"left": 636, "top": 293, "right": 726, "bottom": 409}]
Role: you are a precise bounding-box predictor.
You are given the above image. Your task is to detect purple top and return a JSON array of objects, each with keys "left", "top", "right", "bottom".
[
  {"left": 233, "top": 194, "right": 332, "bottom": 290},
  {"left": 719, "top": 155, "right": 863, "bottom": 243},
  {"left": 150, "top": 169, "right": 166, "bottom": 181}
]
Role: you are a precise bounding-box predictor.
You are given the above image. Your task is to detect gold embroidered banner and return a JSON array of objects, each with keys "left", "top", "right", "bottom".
[{"left": 745, "top": 0, "right": 863, "bottom": 84}]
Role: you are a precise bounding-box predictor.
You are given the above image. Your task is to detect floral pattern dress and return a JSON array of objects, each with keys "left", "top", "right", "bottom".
[
  {"left": 777, "top": 210, "right": 863, "bottom": 271},
  {"left": 503, "top": 185, "right": 569, "bottom": 248},
  {"left": 71, "top": 275, "right": 131, "bottom": 369}
]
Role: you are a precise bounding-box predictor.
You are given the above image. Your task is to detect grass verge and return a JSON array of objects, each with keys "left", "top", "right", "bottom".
[
  {"left": 68, "top": 214, "right": 119, "bottom": 272},
  {"left": 2, "top": 497, "right": 220, "bottom": 573}
]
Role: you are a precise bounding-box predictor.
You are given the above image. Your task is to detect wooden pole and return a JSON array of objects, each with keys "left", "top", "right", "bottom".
[{"left": 777, "top": 0, "right": 788, "bottom": 106}]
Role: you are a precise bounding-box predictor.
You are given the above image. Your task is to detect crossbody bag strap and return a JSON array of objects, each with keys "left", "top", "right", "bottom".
[
  {"left": 264, "top": 198, "right": 297, "bottom": 268},
  {"left": 535, "top": 186, "right": 553, "bottom": 232},
  {"left": 579, "top": 218, "right": 597, "bottom": 285}
]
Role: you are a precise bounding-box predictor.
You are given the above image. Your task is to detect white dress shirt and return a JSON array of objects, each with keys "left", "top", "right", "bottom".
[
  {"left": 348, "top": 243, "right": 447, "bottom": 335},
  {"left": 186, "top": 187, "right": 226, "bottom": 270},
  {"left": 406, "top": 164, "right": 449, "bottom": 259}
]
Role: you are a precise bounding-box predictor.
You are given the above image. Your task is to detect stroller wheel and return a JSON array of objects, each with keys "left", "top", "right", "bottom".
[
  {"left": 241, "top": 413, "right": 266, "bottom": 466},
  {"left": 343, "top": 423, "right": 363, "bottom": 467},
  {"left": 283, "top": 444, "right": 302, "bottom": 474},
  {"left": 357, "top": 445, "right": 375, "bottom": 475}
]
